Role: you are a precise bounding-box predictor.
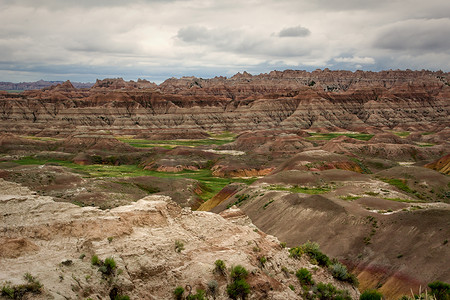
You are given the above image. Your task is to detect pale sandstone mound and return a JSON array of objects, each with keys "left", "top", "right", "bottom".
[
  {"left": 59, "top": 134, "right": 137, "bottom": 153},
  {"left": 272, "top": 150, "right": 364, "bottom": 173},
  {"left": 0, "top": 179, "right": 358, "bottom": 300}
]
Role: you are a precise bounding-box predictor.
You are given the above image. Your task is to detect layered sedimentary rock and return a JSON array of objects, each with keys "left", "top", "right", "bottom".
[{"left": 0, "top": 70, "right": 448, "bottom": 136}]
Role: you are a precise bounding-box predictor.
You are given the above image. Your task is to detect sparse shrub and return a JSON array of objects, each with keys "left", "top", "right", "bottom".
[
  {"left": 175, "top": 240, "right": 185, "bottom": 253},
  {"left": 280, "top": 242, "right": 287, "bottom": 248},
  {"left": 330, "top": 262, "right": 348, "bottom": 281},
  {"left": 359, "top": 289, "right": 383, "bottom": 300},
  {"left": 174, "top": 286, "right": 184, "bottom": 300},
  {"left": 214, "top": 259, "right": 226, "bottom": 275},
  {"left": 91, "top": 254, "right": 101, "bottom": 266},
  {"left": 428, "top": 281, "right": 450, "bottom": 300},
  {"left": 281, "top": 266, "right": 290, "bottom": 277},
  {"left": 230, "top": 265, "right": 248, "bottom": 281},
  {"left": 100, "top": 257, "right": 117, "bottom": 275},
  {"left": 227, "top": 279, "right": 250, "bottom": 300},
  {"left": 227, "top": 265, "right": 251, "bottom": 299},
  {"left": 115, "top": 295, "right": 130, "bottom": 300},
  {"left": 296, "top": 268, "right": 314, "bottom": 286},
  {"left": 107, "top": 236, "right": 113, "bottom": 243},
  {"left": 314, "top": 282, "right": 351, "bottom": 300},
  {"left": 79, "top": 253, "right": 86, "bottom": 259},
  {"left": 1, "top": 273, "right": 42, "bottom": 299},
  {"left": 289, "top": 284, "right": 295, "bottom": 291},
  {"left": 301, "top": 241, "right": 331, "bottom": 267},
  {"left": 258, "top": 256, "right": 267, "bottom": 267},
  {"left": 207, "top": 280, "right": 218, "bottom": 298},
  {"left": 289, "top": 246, "right": 303, "bottom": 259},
  {"left": 186, "top": 289, "right": 206, "bottom": 300}
]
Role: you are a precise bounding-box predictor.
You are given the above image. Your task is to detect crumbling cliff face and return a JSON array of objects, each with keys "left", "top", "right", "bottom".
[
  {"left": 0, "top": 179, "right": 359, "bottom": 300},
  {"left": 0, "top": 70, "right": 448, "bottom": 136}
]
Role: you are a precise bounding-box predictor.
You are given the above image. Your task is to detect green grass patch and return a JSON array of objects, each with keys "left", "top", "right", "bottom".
[
  {"left": 417, "top": 143, "right": 435, "bottom": 147},
  {"left": 381, "top": 178, "right": 413, "bottom": 193},
  {"left": 392, "top": 131, "right": 410, "bottom": 137},
  {"left": 3, "top": 90, "right": 23, "bottom": 93},
  {"left": 305, "top": 132, "right": 374, "bottom": 141},
  {"left": 264, "top": 184, "right": 331, "bottom": 194},
  {"left": 11, "top": 157, "right": 255, "bottom": 202},
  {"left": 117, "top": 133, "right": 236, "bottom": 149}
]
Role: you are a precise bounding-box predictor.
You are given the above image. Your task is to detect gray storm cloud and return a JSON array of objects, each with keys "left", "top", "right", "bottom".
[
  {"left": 0, "top": 0, "right": 449, "bottom": 82},
  {"left": 278, "top": 26, "right": 311, "bottom": 37}
]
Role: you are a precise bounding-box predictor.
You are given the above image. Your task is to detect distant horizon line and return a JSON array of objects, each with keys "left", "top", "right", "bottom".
[{"left": 1, "top": 68, "right": 449, "bottom": 85}]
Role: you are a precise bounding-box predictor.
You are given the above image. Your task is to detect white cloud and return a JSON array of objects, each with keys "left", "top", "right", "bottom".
[{"left": 334, "top": 56, "right": 375, "bottom": 65}]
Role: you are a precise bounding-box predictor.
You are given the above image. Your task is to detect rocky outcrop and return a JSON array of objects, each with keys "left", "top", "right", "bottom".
[
  {"left": 0, "top": 70, "right": 448, "bottom": 136},
  {"left": 0, "top": 179, "right": 359, "bottom": 299}
]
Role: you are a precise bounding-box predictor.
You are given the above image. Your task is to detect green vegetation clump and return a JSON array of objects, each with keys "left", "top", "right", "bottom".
[
  {"left": 11, "top": 157, "right": 256, "bottom": 202},
  {"left": 91, "top": 255, "right": 101, "bottom": 266},
  {"left": 227, "top": 265, "right": 251, "bottom": 299},
  {"left": 265, "top": 185, "right": 331, "bottom": 194},
  {"left": 214, "top": 259, "right": 227, "bottom": 275},
  {"left": 99, "top": 257, "right": 117, "bottom": 275},
  {"left": 381, "top": 178, "right": 413, "bottom": 193},
  {"left": 301, "top": 241, "right": 331, "bottom": 267},
  {"left": 227, "top": 194, "right": 250, "bottom": 208},
  {"left": 114, "top": 296, "right": 130, "bottom": 300},
  {"left": 174, "top": 286, "right": 184, "bottom": 300},
  {"left": 305, "top": 132, "right": 374, "bottom": 141},
  {"left": 207, "top": 280, "right": 218, "bottom": 298},
  {"left": 296, "top": 268, "right": 314, "bottom": 286},
  {"left": 289, "top": 246, "right": 304, "bottom": 259},
  {"left": 428, "top": 281, "right": 450, "bottom": 300},
  {"left": 359, "top": 289, "right": 383, "bottom": 300},
  {"left": 175, "top": 240, "right": 185, "bottom": 253},
  {"left": 314, "top": 282, "right": 351, "bottom": 300},
  {"left": 1, "top": 273, "right": 42, "bottom": 299},
  {"left": 258, "top": 256, "right": 267, "bottom": 267},
  {"left": 330, "top": 262, "right": 359, "bottom": 286},
  {"left": 263, "top": 199, "right": 275, "bottom": 209},
  {"left": 186, "top": 289, "right": 206, "bottom": 300}
]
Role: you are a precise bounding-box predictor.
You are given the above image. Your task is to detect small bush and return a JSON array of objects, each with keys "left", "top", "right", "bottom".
[
  {"left": 258, "top": 256, "right": 267, "bottom": 267},
  {"left": 315, "top": 282, "right": 351, "bottom": 300},
  {"left": 428, "top": 281, "right": 450, "bottom": 300},
  {"left": 175, "top": 240, "right": 185, "bottom": 253},
  {"left": 91, "top": 255, "right": 101, "bottom": 266},
  {"left": 230, "top": 265, "right": 248, "bottom": 281},
  {"left": 186, "top": 289, "right": 206, "bottom": 300},
  {"left": 207, "top": 280, "right": 218, "bottom": 298},
  {"left": 301, "top": 241, "right": 331, "bottom": 267},
  {"left": 114, "top": 296, "right": 130, "bottom": 300},
  {"left": 214, "top": 259, "right": 227, "bottom": 275},
  {"left": 330, "top": 263, "right": 348, "bottom": 281},
  {"left": 174, "top": 286, "right": 184, "bottom": 300},
  {"left": 100, "top": 257, "right": 117, "bottom": 275},
  {"left": 280, "top": 242, "right": 287, "bottom": 248},
  {"left": 359, "top": 289, "right": 383, "bottom": 300},
  {"left": 296, "top": 268, "right": 314, "bottom": 286},
  {"left": 289, "top": 246, "right": 303, "bottom": 259},
  {"left": 227, "top": 279, "right": 250, "bottom": 300},
  {"left": 1, "top": 273, "right": 42, "bottom": 299}
]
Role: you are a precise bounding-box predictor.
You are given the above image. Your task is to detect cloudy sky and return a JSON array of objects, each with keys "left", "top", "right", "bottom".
[{"left": 1, "top": 0, "right": 449, "bottom": 83}]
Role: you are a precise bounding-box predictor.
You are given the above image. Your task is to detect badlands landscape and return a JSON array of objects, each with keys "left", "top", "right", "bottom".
[{"left": 0, "top": 69, "right": 449, "bottom": 299}]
